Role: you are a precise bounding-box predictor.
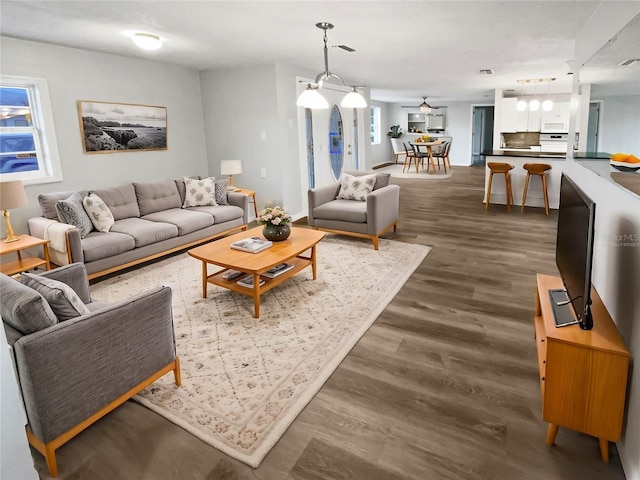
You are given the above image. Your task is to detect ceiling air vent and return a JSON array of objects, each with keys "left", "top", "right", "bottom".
[
  {"left": 619, "top": 58, "right": 640, "bottom": 67},
  {"left": 479, "top": 69, "right": 494, "bottom": 75}
]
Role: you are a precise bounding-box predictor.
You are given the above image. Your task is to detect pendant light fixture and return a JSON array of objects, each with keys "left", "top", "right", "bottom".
[
  {"left": 529, "top": 80, "right": 540, "bottom": 111},
  {"left": 296, "top": 22, "right": 367, "bottom": 109},
  {"left": 542, "top": 79, "right": 554, "bottom": 111},
  {"left": 516, "top": 80, "right": 527, "bottom": 111}
]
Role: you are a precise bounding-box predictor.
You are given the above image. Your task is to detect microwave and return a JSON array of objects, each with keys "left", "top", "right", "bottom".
[{"left": 541, "top": 120, "right": 569, "bottom": 133}]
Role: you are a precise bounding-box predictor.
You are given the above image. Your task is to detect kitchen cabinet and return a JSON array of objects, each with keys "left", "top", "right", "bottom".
[
  {"left": 516, "top": 108, "right": 542, "bottom": 132},
  {"left": 541, "top": 101, "right": 570, "bottom": 132},
  {"left": 407, "top": 112, "right": 446, "bottom": 133},
  {"left": 500, "top": 97, "right": 518, "bottom": 132}
]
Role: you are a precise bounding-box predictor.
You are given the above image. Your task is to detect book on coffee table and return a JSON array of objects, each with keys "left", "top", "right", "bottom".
[
  {"left": 261, "top": 263, "right": 295, "bottom": 278},
  {"left": 230, "top": 237, "right": 272, "bottom": 253},
  {"left": 237, "top": 275, "right": 266, "bottom": 288}
]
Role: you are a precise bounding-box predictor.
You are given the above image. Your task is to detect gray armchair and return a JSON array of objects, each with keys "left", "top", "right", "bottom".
[
  {"left": 0, "top": 263, "right": 180, "bottom": 477},
  {"left": 308, "top": 170, "right": 400, "bottom": 250}
]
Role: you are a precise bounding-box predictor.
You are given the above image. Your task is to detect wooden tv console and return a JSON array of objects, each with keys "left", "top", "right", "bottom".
[{"left": 534, "top": 274, "right": 629, "bottom": 462}]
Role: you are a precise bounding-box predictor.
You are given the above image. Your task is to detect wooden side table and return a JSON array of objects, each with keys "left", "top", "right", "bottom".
[
  {"left": 0, "top": 234, "right": 51, "bottom": 276},
  {"left": 233, "top": 188, "right": 258, "bottom": 218}
]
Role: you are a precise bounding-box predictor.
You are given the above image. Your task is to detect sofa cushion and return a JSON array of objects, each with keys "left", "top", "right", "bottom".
[
  {"left": 174, "top": 176, "right": 200, "bottom": 205},
  {"left": 313, "top": 199, "right": 367, "bottom": 223},
  {"left": 189, "top": 205, "right": 244, "bottom": 224},
  {"left": 0, "top": 273, "right": 58, "bottom": 334},
  {"left": 133, "top": 180, "right": 182, "bottom": 216},
  {"left": 214, "top": 179, "right": 229, "bottom": 206},
  {"left": 337, "top": 173, "right": 377, "bottom": 201},
  {"left": 110, "top": 218, "right": 178, "bottom": 247},
  {"left": 83, "top": 194, "right": 115, "bottom": 232},
  {"left": 342, "top": 169, "right": 391, "bottom": 190},
  {"left": 55, "top": 192, "right": 93, "bottom": 238},
  {"left": 183, "top": 177, "right": 217, "bottom": 208},
  {"left": 21, "top": 273, "right": 91, "bottom": 322},
  {"left": 91, "top": 184, "right": 140, "bottom": 220},
  {"left": 142, "top": 208, "right": 213, "bottom": 236},
  {"left": 81, "top": 231, "right": 136, "bottom": 262},
  {"left": 38, "top": 190, "right": 87, "bottom": 220}
]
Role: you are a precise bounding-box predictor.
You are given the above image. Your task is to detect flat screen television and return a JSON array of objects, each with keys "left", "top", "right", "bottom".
[{"left": 550, "top": 174, "right": 596, "bottom": 330}]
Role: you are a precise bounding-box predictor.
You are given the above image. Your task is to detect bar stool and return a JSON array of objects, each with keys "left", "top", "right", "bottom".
[
  {"left": 485, "top": 162, "right": 515, "bottom": 211},
  {"left": 521, "top": 163, "right": 552, "bottom": 215}
]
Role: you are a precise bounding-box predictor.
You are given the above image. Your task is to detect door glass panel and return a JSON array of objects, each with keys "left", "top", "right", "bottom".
[
  {"left": 305, "top": 108, "right": 315, "bottom": 189},
  {"left": 329, "top": 105, "right": 343, "bottom": 180}
]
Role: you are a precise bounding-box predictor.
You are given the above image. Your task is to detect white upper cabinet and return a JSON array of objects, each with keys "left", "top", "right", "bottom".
[
  {"left": 541, "top": 101, "right": 570, "bottom": 132},
  {"left": 500, "top": 98, "right": 518, "bottom": 132}
]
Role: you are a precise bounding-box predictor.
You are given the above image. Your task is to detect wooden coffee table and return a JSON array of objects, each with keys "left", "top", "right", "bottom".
[{"left": 188, "top": 226, "right": 326, "bottom": 318}]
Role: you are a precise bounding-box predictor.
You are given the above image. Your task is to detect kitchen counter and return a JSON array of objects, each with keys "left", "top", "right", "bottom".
[
  {"left": 484, "top": 153, "right": 568, "bottom": 210},
  {"left": 483, "top": 150, "right": 567, "bottom": 159},
  {"left": 572, "top": 153, "right": 640, "bottom": 198}
]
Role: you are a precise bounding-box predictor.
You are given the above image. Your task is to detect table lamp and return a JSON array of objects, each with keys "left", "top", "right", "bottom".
[
  {"left": 0, "top": 180, "right": 28, "bottom": 243},
  {"left": 220, "top": 160, "right": 242, "bottom": 191}
]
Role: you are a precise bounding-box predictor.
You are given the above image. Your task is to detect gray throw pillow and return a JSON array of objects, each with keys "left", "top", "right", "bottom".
[
  {"left": 55, "top": 192, "right": 93, "bottom": 238},
  {"left": 0, "top": 273, "right": 58, "bottom": 334},
  {"left": 21, "top": 273, "right": 90, "bottom": 321},
  {"left": 214, "top": 179, "right": 229, "bottom": 206}
]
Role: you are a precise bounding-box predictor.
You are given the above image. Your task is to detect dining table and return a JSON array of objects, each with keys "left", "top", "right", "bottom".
[{"left": 409, "top": 141, "right": 442, "bottom": 174}]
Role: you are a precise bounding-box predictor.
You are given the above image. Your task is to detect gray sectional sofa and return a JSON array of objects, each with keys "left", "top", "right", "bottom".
[{"left": 28, "top": 178, "right": 249, "bottom": 279}]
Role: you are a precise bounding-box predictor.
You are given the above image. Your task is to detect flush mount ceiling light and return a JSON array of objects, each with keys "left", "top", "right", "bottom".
[
  {"left": 132, "top": 33, "right": 162, "bottom": 50},
  {"left": 296, "top": 22, "right": 367, "bottom": 110}
]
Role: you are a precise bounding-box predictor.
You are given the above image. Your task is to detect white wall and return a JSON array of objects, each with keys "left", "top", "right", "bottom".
[
  {"left": 370, "top": 100, "right": 393, "bottom": 167},
  {"left": 0, "top": 36, "right": 209, "bottom": 234},
  {"left": 564, "top": 160, "right": 640, "bottom": 480},
  {"left": 1, "top": 328, "right": 38, "bottom": 480},
  {"left": 200, "top": 64, "right": 310, "bottom": 220},
  {"left": 594, "top": 95, "right": 640, "bottom": 155}
]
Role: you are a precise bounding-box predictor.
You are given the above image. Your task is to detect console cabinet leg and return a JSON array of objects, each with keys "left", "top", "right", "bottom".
[
  {"left": 546, "top": 423, "right": 559, "bottom": 446},
  {"left": 599, "top": 438, "right": 609, "bottom": 462}
]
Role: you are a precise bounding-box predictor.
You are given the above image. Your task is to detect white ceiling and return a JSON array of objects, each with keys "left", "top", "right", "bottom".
[{"left": 1, "top": 1, "right": 638, "bottom": 103}]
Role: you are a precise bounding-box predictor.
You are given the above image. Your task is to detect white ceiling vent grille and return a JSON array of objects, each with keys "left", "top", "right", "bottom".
[
  {"left": 619, "top": 58, "right": 640, "bottom": 67},
  {"left": 479, "top": 69, "right": 494, "bottom": 75}
]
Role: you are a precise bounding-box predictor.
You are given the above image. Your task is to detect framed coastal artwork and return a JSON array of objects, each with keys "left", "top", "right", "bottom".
[{"left": 77, "top": 100, "right": 167, "bottom": 153}]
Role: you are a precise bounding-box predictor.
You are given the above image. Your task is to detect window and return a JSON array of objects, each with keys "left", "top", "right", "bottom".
[
  {"left": 0, "top": 76, "right": 62, "bottom": 184},
  {"left": 370, "top": 106, "right": 381, "bottom": 145}
]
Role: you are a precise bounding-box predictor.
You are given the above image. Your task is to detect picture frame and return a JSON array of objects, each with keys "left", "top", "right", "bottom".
[{"left": 77, "top": 100, "right": 167, "bottom": 153}]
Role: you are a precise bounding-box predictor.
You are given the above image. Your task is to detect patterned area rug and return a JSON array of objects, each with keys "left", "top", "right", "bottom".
[
  {"left": 376, "top": 163, "right": 452, "bottom": 179},
  {"left": 90, "top": 235, "right": 430, "bottom": 467}
]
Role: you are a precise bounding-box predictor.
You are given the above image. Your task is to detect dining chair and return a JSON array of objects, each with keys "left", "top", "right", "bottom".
[
  {"left": 402, "top": 142, "right": 419, "bottom": 173},
  {"left": 432, "top": 141, "right": 451, "bottom": 173},
  {"left": 409, "top": 143, "right": 431, "bottom": 173}
]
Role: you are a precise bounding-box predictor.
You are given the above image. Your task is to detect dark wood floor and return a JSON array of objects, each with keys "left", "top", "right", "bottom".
[{"left": 33, "top": 166, "right": 626, "bottom": 479}]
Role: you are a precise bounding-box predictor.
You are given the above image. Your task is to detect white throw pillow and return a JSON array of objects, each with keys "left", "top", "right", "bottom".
[
  {"left": 337, "top": 173, "right": 377, "bottom": 201},
  {"left": 183, "top": 177, "right": 217, "bottom": 208},
  {"left": 21, "top": 273, "right": 90, "bottom": 321},
  {"left": 83, "top": 193, "right": 114, "bottom": 232}
]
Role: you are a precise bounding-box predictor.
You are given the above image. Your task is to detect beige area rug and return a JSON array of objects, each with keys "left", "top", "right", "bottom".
[
  {"left": 90, "top": 235, "right": 430, "bottom": 467},
  {"left": 376, "top": 163, "right": 452, "bottom": 179}
]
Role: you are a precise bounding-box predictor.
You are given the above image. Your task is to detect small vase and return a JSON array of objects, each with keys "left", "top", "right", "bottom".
[{"left": 263, "top": 223, "right": 291, "bottom": 242}]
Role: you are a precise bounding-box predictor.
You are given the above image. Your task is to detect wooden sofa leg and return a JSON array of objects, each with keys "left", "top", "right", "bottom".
[
  {"left": 173, "top": 356, "right": 182, "bottom": 386},
  {"left": 372, "top": 237, "right": 379, "bottom": 250},
  {"left": 45, "top": 443, "right": 58, "bottom": 477}
]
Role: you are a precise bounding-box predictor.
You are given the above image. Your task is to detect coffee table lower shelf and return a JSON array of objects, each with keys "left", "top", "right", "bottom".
[{"left": 202, "top": 255, "right": 314, "bottom": 318}]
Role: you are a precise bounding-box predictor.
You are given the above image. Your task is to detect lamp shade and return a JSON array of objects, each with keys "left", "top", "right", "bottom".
[
  {"left": 220, "top": 160, "right": 242, "bottom": 176},
  {"left": 0, "top": 180, "right": 28, "bottom": 210},
  {"left": 297, "top": 84, "right": 329, "bottom": 109},
  {"left": 516, "top": 99, "right": 527, "bottom": 111},
  {"left": 340, "top": 88, "right": 367, "bottom": 108},
  {"left": 542, "top": 99, "right": 554, "bottom": 111},
  {"left": 529, "top": 99, "right": 540, "bottom": 111}
]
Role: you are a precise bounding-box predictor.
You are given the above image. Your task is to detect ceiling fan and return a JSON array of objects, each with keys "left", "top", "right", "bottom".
[{"left": 401, "top": 97, "right": 448, "bottom": 112}]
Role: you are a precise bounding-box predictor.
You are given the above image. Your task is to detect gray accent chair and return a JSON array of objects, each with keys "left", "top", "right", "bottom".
[
  {"left": 307, "top": 170, "right": 400, "bottom": 250},
  {"left": 0, "top": 263, "right": 181, "bottom": 477}
]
